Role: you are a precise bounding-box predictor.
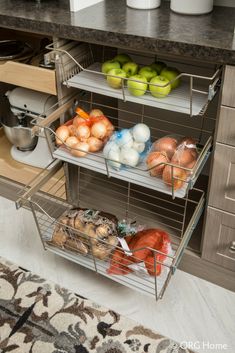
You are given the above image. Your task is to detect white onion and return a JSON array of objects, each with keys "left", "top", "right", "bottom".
[
  {"left": 132, "top": 123, "right": 150, "bottom": 143},
  {"left": 117, "top": 130, "right": 133, "bottom": 148},
  {"left": 103, "top": 141, "right": 119, "bottom": 158},
  {"left": 120, "top": 147, "right": 139, "bottom": 167},
  {"left": 132, "top": 141, "right": 145, "bottom": 153},
  {"left": 107, "top": 149, "right": 121, "bottom": 170}
]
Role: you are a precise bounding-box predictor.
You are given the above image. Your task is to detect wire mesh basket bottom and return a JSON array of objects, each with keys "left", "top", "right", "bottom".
[
  {"left": 34, "top": 209, "right": 174, "bottom": 299},
  {"left": 25, "top": 164, "right": 204, "bottom": 300}
]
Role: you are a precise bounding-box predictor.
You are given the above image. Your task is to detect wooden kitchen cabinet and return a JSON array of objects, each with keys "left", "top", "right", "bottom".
[
  {"left": 216, "top": 106, "right": 235, "bottom": 146},
  {"left": 0, "top": 29, "right": 57, "bottom": 95},
  {"left": 202, "top": 206, "right": 235, "bottom": 271},
  {"left": 199, "top": 65, "right": 235, "bottom": 275},
  {"left": 0, "top": 61, "right": 57, "bottom": 95},
  {"left": 208, "top": 143, "right": 235, "bottom": 214},
  {"left": 221, "top": 65, "right": 235, "bottom": 107},
  {"left": 1, "top": 34, "right": 235, "bottom": 294}
]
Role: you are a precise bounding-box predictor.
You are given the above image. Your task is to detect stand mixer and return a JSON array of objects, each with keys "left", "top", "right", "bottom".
[{"left": 1, "top": 87, "right": 57, "bottom": 168}]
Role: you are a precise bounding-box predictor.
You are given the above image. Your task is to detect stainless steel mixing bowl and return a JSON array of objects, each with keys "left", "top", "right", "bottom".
[{"left": 0, "top": 99, "right": 38, "bottom": 151}]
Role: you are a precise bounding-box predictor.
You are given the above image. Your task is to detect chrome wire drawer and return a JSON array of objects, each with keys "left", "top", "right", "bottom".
[{"left": 17, "top": 161, "right": 205, "bottom": 301}]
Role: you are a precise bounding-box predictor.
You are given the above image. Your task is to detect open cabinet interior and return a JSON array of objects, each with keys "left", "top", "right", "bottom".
[
  {"left": 2, "top": 40, "right": 222, "bottom": 299},
  {"left": 0, "top": 28, "right": 57, "bottom": 187}
]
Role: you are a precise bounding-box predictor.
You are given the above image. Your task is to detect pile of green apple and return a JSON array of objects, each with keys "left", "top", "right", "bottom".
[{"left": 101, "top": 54, "right": 181, "bottom": 98}]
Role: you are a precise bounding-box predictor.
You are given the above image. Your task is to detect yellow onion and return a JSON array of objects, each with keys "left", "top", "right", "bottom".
[
  {"left": 55, "top": 125, "right": 70, "bottom": 145},
  {"left": 162, "top": 165, "right": 187, "bottom": 190},
  {"left": 65, "top": 136, "right": 79, "bottom": 148},
  {"left": 153, "top": 136, "right": 178, "bottom": 159},
  {"left": 146, "top": 151, "right": 169, "bottom": 177},
  {"left": 71, "top": 142, "right": 89, "bottom": 157},
  {"left": 90, "top": 109, "right": 104, "bottom": 117},
  {"left": 91, "top": 122, "right": 107, "bottom": 140},
  {"left": 75, "top": 124, "right": 91, "bottom": 141},
  {"left": 87, "top": 136, "right": 103, "bottom": 152}
]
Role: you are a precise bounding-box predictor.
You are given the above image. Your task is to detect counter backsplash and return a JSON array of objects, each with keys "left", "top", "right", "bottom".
[{"left": 164, "top": 0, "right": 235, "bottom": 7}]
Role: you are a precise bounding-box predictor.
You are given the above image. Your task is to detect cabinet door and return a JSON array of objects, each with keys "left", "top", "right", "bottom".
[
  {"left": 202, "top": 207, "right": 235, "bottom": 271},
  {"left": 221, "top": 65, "right": 235, "bottom": 108},
  {"left": 216, "top": 106, "right": 235, "bottom": 147},
  {"left": 209, "top": 143, "right": 235, "bottom": 214}
]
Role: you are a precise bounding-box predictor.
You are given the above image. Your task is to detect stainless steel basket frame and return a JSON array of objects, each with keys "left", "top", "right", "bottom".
[
  {"left": 30, "top": 93, "right": 213, "bottom": 200},
  {"left": 16, "top": 161, "right": 205, "bottom": 300},
  {"left": 46, "top": 41, "right": 221, "bottom": 118}
]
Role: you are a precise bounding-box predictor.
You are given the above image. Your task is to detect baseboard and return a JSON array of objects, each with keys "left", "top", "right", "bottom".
[{"left": 179, "top": 251, "right": 235, "bottom": 293}]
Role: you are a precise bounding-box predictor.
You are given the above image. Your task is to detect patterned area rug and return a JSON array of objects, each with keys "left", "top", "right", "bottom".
[{"left": 0, "top": 257, "right": 192, "bottom": 353}]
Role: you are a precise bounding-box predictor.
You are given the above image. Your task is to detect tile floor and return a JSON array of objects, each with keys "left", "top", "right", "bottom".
[{"left": 0, "top": 196, "right": 235, "bottom": 353}]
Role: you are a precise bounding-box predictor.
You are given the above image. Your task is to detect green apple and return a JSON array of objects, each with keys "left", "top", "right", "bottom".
[
  {"left": 160, "top": 67, "right": 181, "bottom": 89},
  {"left": 106, "top": 68, "right": 127, "bottom": 89},
  {"left": 127, "top": 74, "right": 148, "bottom": 97},
  {"left": 149, "top": 75, "right": 171, "bottom": 98},
  {"left": 139, "top": 66, "right": 157, "bottom": 82},
  {"left": 122, "top": 61, "right": 139, "bottom": 78},
  {"left": 101, "top": 60, "right": 120, "bottom": 74},
  {"left": 150, "top": 61, "right": 166, "bottom": 75},
  {"left": 113, "top": 53, "right": 132, "bottom": 66}
]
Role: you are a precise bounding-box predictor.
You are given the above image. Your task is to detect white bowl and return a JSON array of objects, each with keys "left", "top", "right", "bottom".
[
  {"left": 127, "top": 0, "right": 161, "bottom": 10},
  {"left": 170, "top": 0, "right": 213, "bottom": 15}
]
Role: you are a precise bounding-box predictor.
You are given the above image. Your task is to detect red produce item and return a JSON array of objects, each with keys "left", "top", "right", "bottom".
[
  {"left": 107, "top": 248, "right": 133, "bottom": 275},
  {"left": 144, "top": 256, "right": 162, "bottom": 276},
  {"left": 107, "top": 229, "right": 171, "bottom": 276}
]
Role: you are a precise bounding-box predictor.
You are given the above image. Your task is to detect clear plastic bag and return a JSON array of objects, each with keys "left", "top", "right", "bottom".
[
  {"left": 50, "top": 208, "right": 119, "bottom": 261},
  {"left": 171, "top": 136, "right": 198, "bottom": 169},
  {"left": 103, "top": 123, "right": 151, "bottom": 170},
  {"left": 107, "top": 228, "right": 171, "bottom": 277},
  {"left": 146, "top": 135, "right": 199, "bottom": 190}
]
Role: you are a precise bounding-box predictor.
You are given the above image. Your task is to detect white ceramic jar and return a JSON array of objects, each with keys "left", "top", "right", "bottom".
[
  {"left": 170, "top": 0, "right": 213, "bottom": 15},
  {"left": 127, "top": 0, "right": 161, "bottom": 10},
  {"left": 70, "top": 0, "right": 103, "bottom": 12}
]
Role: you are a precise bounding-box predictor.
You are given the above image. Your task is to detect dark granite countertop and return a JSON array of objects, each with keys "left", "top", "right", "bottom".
[{"left": 0, "top": 0, "right": 235, "bottom": 64}]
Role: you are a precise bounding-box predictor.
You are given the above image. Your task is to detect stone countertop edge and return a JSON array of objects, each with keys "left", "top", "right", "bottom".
[{"left": 0, "top": 0, "right": 235, "bottom": 64}]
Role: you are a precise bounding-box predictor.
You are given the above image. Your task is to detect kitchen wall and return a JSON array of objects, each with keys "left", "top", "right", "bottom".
[
  {"left": 214, "top": 0, "right": 235, "bottom": 6},
  {"left": 164, "top": 0, "right": 235, "bottom": 7}
]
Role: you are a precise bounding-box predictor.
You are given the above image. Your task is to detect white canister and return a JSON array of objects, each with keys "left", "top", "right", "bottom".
[
  {"left": 170, "top": 0, "right": 213, "bottom": 15},
  {"left": 70, "top": 0, "right": 103, "bottom": 12},
  {"left": 127, "top": 0, "right": 161, "bottom": 10}
]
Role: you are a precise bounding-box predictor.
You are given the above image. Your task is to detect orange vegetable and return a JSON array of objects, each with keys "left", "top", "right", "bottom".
[{"left": 75, "top": 107, "right": 90, "bottom": 120}]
